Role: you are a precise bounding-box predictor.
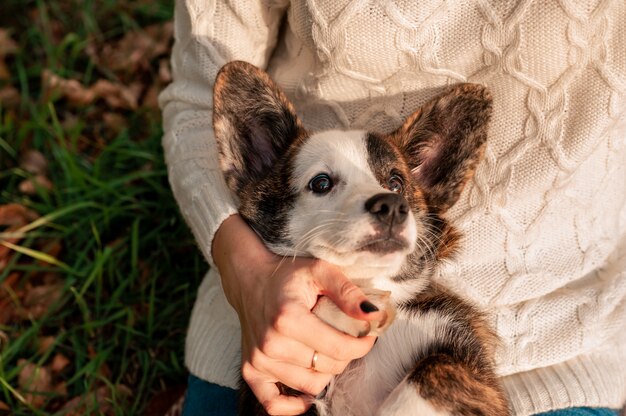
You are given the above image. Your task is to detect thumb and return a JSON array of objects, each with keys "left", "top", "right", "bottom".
[{"left": 312, "top": 261, "right": 385, "bottom": 322}]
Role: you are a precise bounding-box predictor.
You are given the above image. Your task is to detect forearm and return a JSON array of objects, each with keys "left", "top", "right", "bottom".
[{"left": 212, "top": 214, "right": 274, "bottom": 312}]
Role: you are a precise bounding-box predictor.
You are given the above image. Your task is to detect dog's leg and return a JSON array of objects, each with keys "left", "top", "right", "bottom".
[
  {"left": 377, "top": 353, "right": 508, "bottom": 416},
  {"left": 375, "top": 285, "right": 508, "bottom": 416}
]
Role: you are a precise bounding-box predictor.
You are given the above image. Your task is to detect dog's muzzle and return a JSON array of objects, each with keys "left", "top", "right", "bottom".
[{"left": 365, "top": 193, "right": 409, "bottom": 227}]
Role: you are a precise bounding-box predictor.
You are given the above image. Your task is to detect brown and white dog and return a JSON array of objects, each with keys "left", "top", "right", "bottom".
[{"left": 212, "top": 61, "right": 508, "bottom": 416}]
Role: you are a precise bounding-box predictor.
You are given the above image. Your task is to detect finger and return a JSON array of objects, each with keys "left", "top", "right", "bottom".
[
  {"left": 258, "top": 331, "right": 350, "bottom": 374},
  {"left": 263, "top": 395, "right": 313, "bottom": 416},
  {"left": 274, "top": 304, "right": 376, "bottom": 361},
  {"left": 243, "top": 362, "right": 313, "bottom": 415},
  {"left": 311, "top": 261, "right": 386, "bottom": 322},
  {"left": 305, "top": 350, "right": 350, "bottom": 375},
  {"left": 251, "top": 350, "right": 333, "bottom": 395},
  {"left": 300, "top": 349, "right": 350, "bottom": 375}
]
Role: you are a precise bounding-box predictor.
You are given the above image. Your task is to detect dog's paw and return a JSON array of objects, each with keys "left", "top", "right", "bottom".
[
  {"left": 361, "top": 288, "right": 395, "bottom": 336},
  {"left": 312, "top": 289, "right": 396, "bottom": 337},
  {"left": 312, "top": 296, "right": 371, "bottom": 337}
]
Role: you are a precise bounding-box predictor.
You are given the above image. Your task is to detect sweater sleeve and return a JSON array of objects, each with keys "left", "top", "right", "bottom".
[{"left": 159, "top": 0, "right": 287, "bottom": 265}]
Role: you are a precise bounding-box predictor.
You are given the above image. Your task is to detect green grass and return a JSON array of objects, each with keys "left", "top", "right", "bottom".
[{"left": 0, "top": 0, "right": 205, "bottom": 414}]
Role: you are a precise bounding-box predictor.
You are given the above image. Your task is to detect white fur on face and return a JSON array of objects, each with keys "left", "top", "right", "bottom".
[{"left": 285, "top": 130, "right": 417, "bottom": 281}]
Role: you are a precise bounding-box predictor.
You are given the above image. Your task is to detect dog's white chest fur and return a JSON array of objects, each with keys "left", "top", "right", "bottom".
[{"left": 315, "top": 308, "right": 452, "bottom": 416}]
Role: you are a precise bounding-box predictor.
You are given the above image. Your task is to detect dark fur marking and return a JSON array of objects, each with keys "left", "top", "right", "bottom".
[
  {"left": 389, "top": 84, "right": 492, "bottom": 212},
  {"left": 408, "top": 353, "right": 508, "bottom": 416},
  {"left": 400, "top": 287, "right": 507, "bottom": 415},
  {"left": 213, "top": 61, "right": 307, "bottom": 195},
  {"left": 238, "top": 157, "right": 299, "bottom": 247},
  {"left": 365, "top": 133, "right": 403, "bottom": 191}
]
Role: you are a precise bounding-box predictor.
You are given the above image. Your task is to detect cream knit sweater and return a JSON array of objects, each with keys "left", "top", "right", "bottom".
[{"left": 159, "top": 1, "right": 626, "bottom": 414}]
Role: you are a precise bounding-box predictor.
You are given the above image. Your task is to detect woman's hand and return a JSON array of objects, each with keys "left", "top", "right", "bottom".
[{"left": 213, "top": 214, "right": 384, "bottom": 415}]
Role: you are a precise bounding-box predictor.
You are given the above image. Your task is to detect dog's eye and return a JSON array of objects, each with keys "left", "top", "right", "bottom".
[
  {"left": 388, "top": 175, "right": 404, "bottom": 193},
  {"left": 309, "top": 173, "right": 333, "bottom": 194}
]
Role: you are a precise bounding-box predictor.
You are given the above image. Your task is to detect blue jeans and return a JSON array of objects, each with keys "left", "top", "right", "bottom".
[
  {"left": 182, "top": 375, "right": 238, "bottom": 416},
  {"left": 182, "top": 375, "right": 620, "bottom": 416}
]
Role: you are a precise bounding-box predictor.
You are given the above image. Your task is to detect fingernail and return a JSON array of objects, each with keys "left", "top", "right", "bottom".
[{"left": 360, "top": 300, "right": 379, "bottom": 313}]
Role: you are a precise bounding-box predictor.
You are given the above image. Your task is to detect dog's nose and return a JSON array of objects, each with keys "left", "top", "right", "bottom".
[{"left": 365, "top": 193, "right": 409, "bottom": 226}]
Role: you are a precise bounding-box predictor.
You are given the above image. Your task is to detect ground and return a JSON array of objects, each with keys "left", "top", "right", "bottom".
[{"left": 0, "top": 1, "right": 205, "bottom": 414}]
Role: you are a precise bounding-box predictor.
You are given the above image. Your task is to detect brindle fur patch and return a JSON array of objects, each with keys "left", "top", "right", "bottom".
[
  {"left": 389, "top": 84, "right": 492, "bottom": 212},
  {"left": 213, "top": 61, "right": 307, "bottom": 196},
  {"left": 402, "top": 285, "right": 507, "bottom": 416},
  {"left": 409, "top": 354, "right": 508, "bottom": 416}
]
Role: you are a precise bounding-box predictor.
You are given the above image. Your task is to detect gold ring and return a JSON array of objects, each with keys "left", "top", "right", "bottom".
[{"left": 310, "top": 351, "right": 319, "bottom": 371}]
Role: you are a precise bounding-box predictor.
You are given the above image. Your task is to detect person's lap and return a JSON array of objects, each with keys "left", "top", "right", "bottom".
[{"left": 182, "top": 374, "right": 620, "bottom": 416}]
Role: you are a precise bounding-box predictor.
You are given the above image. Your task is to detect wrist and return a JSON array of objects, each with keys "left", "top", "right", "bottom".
[{"left": 212, "top": 214, "right": 274, "bottom": 310}]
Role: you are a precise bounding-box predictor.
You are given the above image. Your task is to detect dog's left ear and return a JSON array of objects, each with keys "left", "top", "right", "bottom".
[
  {"left": 390, "top": 84, "right": 492, "bottom": 212},
  {"left": 213, "top": 61, "right": 306, "bottom": 194}
]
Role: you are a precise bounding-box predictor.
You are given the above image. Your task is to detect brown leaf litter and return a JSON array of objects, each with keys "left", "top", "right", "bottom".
[
  {"left": 87, "top": 23, "right": 173, "bottom": 76},
  {"left": 17, "top": 149, "right": 54, "bottom": 195},
  {"left": 17, "top": 359, "right": 67, "bottom": 409},
  {"left": 0, "top": 28, "right": 18, "bottom": 80},
  {"left": 60, "top": 384, "right": 132, "bottom": 415},
  {"left": 41, "top": 70, "right": 142, "bottom": 110},
  {"left": 0, "top": 204, "right": 64, "bottom": 323}
]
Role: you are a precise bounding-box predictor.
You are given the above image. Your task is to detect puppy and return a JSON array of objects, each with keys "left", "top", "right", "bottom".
[{"left": 212, "top": 61, "right": 508, "bottom": 416}]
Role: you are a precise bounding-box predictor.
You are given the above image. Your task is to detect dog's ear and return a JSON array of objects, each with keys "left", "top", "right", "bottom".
[
  {"left": 390, "top": 84, "right": 492, "bottom": 212},
  {"left": 213, "top": 61, "right": 306, "bottom": 194}
]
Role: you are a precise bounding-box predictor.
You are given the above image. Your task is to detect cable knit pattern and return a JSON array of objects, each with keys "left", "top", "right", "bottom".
[{"left": 159, "top": 1, "right": 626, "bottom": 414}]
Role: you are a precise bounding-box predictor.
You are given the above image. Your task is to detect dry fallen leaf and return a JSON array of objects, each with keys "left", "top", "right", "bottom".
[
  {"left": 102, "top": 112, "right": 127, "bottom": 135},
  {"left": 20, "top": 150, "right": 48, "bottom": 175},
  {"left": 89, "top": 22, "right": 173, "bottom": 75},
  {"left": 0, "top": 203, "right": 39, "bottom": 226},
  {"left": 0, "top": 238, "right": 14, "bottom": 269},
  {"left": 61, "top": 384, "right": 131, "bottom": 415},
  {"left": 18, "top": 175, "right": 53, "bottom": 195},
  {"left": 142, "top": 83, "right": 160, "bottom": 110},
  {"left": 0, "top": 273, "right": 20, "bottom": 325},
  {"left": 39, "top": 240, "right": 62, "bottom": 262},
  {"left": 37, "top": 336, "right": 56, "bottom": 355},
  {"left": 41, "top": 70, "right": 93, "bottom": 104},
  {"left": 50, "top": 353, "right": 70, "bottom": 374},
  {"left": 21, "top": 281, "right": 63, "bottom": 320},
  {"left": 0, "top": 85, "right": 20, "bottom": 109},
  {"left": 0, "top": 29, "right": 18, "bottom": 55},
  {"left": 54, "top": 381, "right": 68, "bottom": 397},
  {"left": 18, "top": 359, "right": 54, "bottom": 409},
  {"left": 0, "top": 330, "right": 8, "bottom": 349},
  {"left": 0, "top": 204, "right": 39, "bottom": 269},
  {"left": 0, "top": 29, "right": 18, "bottom": 81},
  {"left": 41, "top": 70, "right": 141, "bottom": 110},
  {"left": 91, "top": 79, "right": 141, "bottom": 110}
]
